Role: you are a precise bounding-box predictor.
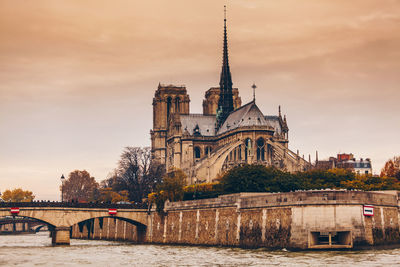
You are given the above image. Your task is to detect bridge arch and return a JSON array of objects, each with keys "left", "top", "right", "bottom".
[
  {"left": 33, "top": 224, "right": 48, "bottom": 232},
  {"left": 73, "top": 215, "right": 146, "bottom": 229},
  {"left": 0, "top": 212, "right": 56, "bottom": 229},
  {"left": 0, "top": 215, "right": 50, "bottom": 233},
  {"left": 0, "top": 206, "right": 149, "bottom": 245},
  {"left": 71, "top": 215, "right": 147, "bottom": 243},
  {"left": 64, "top": 210, "right": 148, "bottom": 228}
]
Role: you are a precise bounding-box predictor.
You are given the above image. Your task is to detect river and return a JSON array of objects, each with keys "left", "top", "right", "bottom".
[{"left": 0, "top": 232, "right": 399, "bottom": 266}]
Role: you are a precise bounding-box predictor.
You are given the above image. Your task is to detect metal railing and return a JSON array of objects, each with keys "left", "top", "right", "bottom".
[{"left": 0, "top": 201, "right": 148, "bottom": 209}]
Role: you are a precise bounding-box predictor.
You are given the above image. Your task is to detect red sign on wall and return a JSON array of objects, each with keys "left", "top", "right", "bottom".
[
  {"left": 10, "top": 207, "right": 20, "bottom": 215},
  {"left": 363, "top": 205, "right": 374, "bottom": 216},
  {"left": 108, "top": 208, "right": 117, "bottom": 215}
]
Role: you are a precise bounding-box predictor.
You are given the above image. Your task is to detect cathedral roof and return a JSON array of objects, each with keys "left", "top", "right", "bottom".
[
  {"left": 217, "top": 101, "right": 269, "bottom": 134},
  {"left": 180, "top": 114, "right": 216, "bottom": 136},
  {"left": 264, "top": 116, "right": 283, "bottom": 135},
  {"left": 179, "top": 103, "right": 285, "bottom": 137},
  {"left": 215, "top": 101, "right": 286, "bottom": 136}
]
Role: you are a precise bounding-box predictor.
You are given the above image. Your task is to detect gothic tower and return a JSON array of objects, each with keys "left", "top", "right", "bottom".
[
  {"left": 151, "top": 84, "right": 190, "bottom": 164},
  {"left": 216, "top": 6, "right": 234, "bottom": 129},
  {"left": 202, "top": 87, "right": 241, "bottom": 115}
]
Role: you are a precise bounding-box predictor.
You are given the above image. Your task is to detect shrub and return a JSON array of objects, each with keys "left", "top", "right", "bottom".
[
  {"left": 219, "top": 164, "right": 292, "bottom": 193},
  {"left": 183, "top": 182, "right": 222, "bottom": 200}
]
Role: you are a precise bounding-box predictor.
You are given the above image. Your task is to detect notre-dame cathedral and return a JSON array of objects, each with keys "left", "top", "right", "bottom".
[{"left": 151, "top": 12, "right": 311, "bottom": 184}]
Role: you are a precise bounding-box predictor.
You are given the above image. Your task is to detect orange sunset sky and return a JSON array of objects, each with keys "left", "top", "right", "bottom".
[{"left": 1, "top": 0, "right": 399, "bottom": 200}]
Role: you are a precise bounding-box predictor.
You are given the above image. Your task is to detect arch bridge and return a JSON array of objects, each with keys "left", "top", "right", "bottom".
[
  {"left": 0, "top": 202, "right": 149, "bottom": 245},
  {"left": 0, "top": 217, "right": 45, "bottom": 232}
]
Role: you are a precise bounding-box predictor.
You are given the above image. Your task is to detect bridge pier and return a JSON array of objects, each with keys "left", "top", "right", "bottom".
[
  {"left": 51, "top": 227, "right": 71, "bottom": 245},
  {"left": 137, "top": 225, "right": 147, "bottom": 243}
]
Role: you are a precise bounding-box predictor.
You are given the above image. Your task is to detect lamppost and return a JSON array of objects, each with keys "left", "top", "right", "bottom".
[{"left": 60, "top": 174, "right": 66, "bottom": 202}]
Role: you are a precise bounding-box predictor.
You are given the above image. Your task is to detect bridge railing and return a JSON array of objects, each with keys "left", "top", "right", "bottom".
[{"left": 0, "top": 201, "right": 148, "bottom": 209}]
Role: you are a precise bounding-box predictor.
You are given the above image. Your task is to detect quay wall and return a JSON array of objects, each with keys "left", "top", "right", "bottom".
[{"left": 72, "top": 190, "right": 400, "bottom": 249}]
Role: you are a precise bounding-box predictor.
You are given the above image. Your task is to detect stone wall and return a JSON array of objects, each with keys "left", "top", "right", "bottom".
[
  {"left": 71, "top": 190, "right": 400, "bottom": 250},
  {"left": 146, "top": 191, "right": 400, "bottom": 249}
]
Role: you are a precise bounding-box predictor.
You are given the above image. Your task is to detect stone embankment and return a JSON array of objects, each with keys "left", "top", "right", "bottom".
[{"left": 71, "top": 190, "right": 400, "bottom": 249}]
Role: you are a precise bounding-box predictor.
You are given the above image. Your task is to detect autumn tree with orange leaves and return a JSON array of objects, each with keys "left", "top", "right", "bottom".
[
  {"left": 1, "top": 188, "right": 35, "bottom": 202},
  {"left": 62, "top": 170, "right": 99, "bottom": 202},
  {"left": 380, "top": 156, "right": 400, "bottom": 179}
]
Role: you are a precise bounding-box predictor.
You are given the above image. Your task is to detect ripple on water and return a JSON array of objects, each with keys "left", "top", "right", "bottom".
[{"left": 1, "top": 233, "right": 400, "bottom": 266}]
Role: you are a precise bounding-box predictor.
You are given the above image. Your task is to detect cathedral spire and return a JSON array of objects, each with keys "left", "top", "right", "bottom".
[{"left": 217, "top": 5, "right": 234, "bottom": 129}]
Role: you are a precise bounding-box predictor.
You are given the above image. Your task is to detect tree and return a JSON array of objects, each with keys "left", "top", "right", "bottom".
[
  {"left": 341, "top": 175, "right": 400, "bottom": 191},
  {"left": 219, "top": 165, "right": 356, "bottom": 194},
  {"left": 219, "top": 164, "right": 295, "bottom": 194},
  {"left": 150, "top": 168, "right": 187, "bottom": 213},
  {"left": 1, "top": 188, "right": 35, "bottom": 202},
  {"left": 294, "top": 168, "right": 355, "bottom": 190},
  {"left": 381, "top": 157, "right": 400, "bottom": 178},
  {"left": 183, "top": 182, "right": 222, "bottom": 200},
  {"left": 62, "top": 170, "right": 99, "bottom": 202},
  {"left": 98, "top": 188, "right": 129, "bottom": 203},
  {"left": 103, "top": 147, "right": 165, "bottom": 203},
  {"left": 157, "top": 168, "right": 187, "bottom": 202}
]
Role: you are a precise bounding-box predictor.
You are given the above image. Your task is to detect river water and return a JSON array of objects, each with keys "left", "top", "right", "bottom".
[{"left": 0, "top": 232, "right": 399, "bottom": 266}]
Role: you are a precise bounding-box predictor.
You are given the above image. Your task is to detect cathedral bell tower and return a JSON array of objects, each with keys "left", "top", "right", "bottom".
[{"left": 151, "top": 84, "right": 190, "bottom": 164}]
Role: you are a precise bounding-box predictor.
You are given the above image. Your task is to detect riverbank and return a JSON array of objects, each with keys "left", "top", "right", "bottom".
[{"left": 71, "top": 190, "right": 400, "bottom": 250}]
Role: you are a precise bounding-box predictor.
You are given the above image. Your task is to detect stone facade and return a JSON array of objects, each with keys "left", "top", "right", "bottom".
[
  {"left": 150, "top": 17, "right": 311, "bottom": 184},
  {"left": 150, "top": 85, "right": 190, "bottom": 166}
]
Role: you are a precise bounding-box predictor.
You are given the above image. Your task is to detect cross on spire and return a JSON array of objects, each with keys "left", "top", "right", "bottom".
[{"left": 224, "top": 5, "right": 226, "bottom": 21}]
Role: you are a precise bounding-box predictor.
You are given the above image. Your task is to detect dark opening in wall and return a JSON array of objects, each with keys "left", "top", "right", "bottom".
[
  {"left": 318, "top": 232, "right": 330, "bottom": 245},
  {"left": 309, "top": 231, "right": 352, "bottom": 249}
]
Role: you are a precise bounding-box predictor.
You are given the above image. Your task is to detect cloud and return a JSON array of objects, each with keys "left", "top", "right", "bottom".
[{"left": 1, "top": 0, "right": 399, "bottom": 199}]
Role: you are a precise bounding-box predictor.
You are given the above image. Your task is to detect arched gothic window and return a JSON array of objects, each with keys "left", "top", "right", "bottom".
[
  {"left": 175, "top": 97, "right": 180, "bottom": 113},
  {"left": 244, "top": 138, "right": 252, "bottom": 162},
  {"left": 256, "top": 138, "right": 265, "bottom": 161},
  {"left": 194, "top": 146, "right": 201, "bottom": 159},
  {"left": 167, "top": 97, "right": 172, "bottom": 121}
]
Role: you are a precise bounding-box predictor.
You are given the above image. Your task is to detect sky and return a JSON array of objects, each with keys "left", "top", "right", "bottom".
[{"left": 1, "top": 0, "right": 399, "bottom": 200}]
